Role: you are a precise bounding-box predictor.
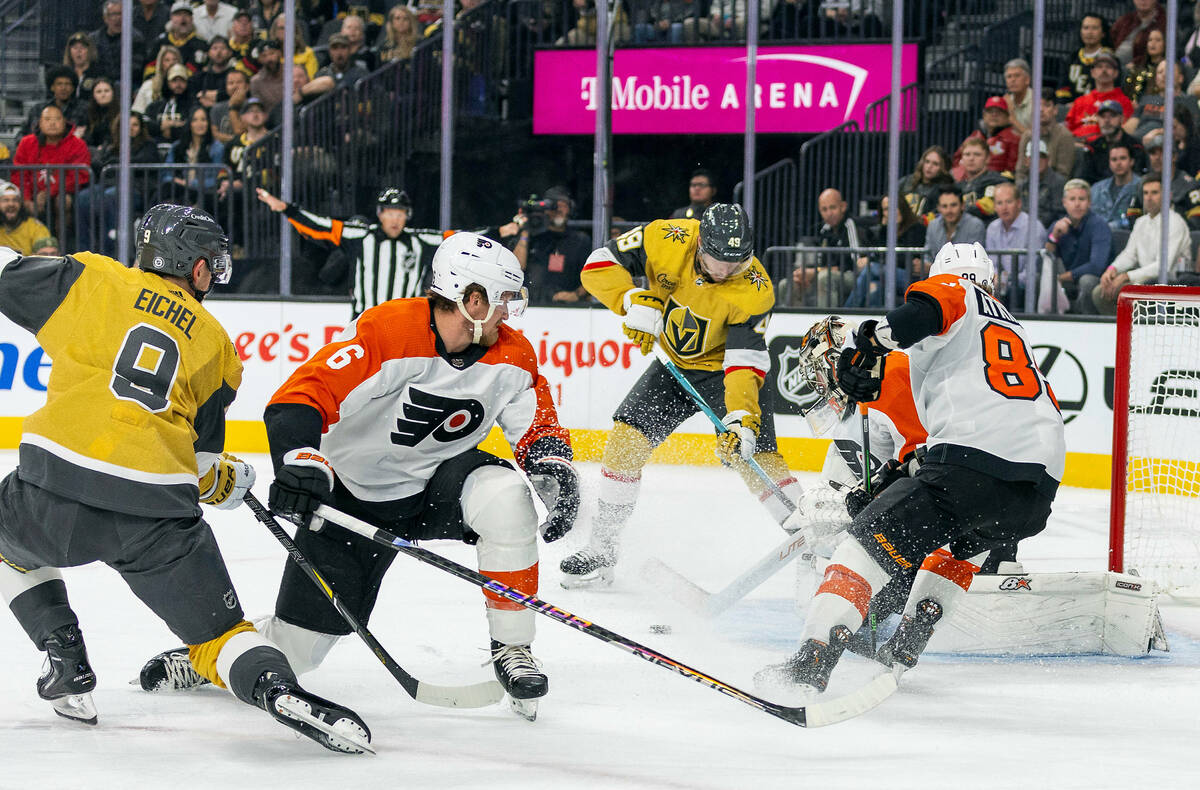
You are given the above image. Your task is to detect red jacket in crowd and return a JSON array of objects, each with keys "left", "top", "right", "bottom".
[
  {"left": 951, "top": 124, "right": 1022, "bottom": 178},
  {"left": 11, "top": 127, "right": 92, "bottom": 199},
  {"left": 1066, "top": 89, "right": 1134, "bottom": 139}
]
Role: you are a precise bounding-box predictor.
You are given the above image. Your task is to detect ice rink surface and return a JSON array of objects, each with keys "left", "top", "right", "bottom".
[{"left": 0, "top": 451, "right": 1197, "bottom": 789}]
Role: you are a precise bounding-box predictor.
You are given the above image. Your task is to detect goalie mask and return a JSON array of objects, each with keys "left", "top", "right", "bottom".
[
  {"left": 430, "top": 231, "right": 527, "bottom": 343},
  {"left": 930, "top": 241, "right": 996, "bottom": 293},
  {"left": 797, "top": 316, "right": 856, "bottom": 435}
]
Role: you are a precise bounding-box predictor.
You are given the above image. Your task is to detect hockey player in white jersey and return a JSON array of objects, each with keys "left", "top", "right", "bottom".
[{"left": 770, "top": 242, "right": 1065, "bottom": 690}]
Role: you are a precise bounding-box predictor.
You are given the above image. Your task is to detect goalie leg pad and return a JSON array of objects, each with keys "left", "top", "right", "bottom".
[{"left": 801, "top": 538, "right": 890, "bottom": 641}]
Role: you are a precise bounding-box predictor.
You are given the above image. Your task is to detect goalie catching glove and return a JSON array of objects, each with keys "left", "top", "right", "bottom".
[
  {"left": 622, "top": 289, "right": 665, "bottom": 355},
  {"left": 527, "top": 456, "right": 579, "bottom": 542},
  {"left": 715, "top": 410, "right": 759, "bottom": 464},
  {"left": 835, "top": 319, "right": 895, "bottom": 403},
  {"left": 269, "top": 448, "right": 334, "bottom": 526},
  {"left": 199, "top": 453, "right": 256, "bottom": 509}
]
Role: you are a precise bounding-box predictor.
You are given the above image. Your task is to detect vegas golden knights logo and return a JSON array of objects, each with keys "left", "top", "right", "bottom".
[{"left": 663, "top": 297, "right": 710, "bottom": 358}]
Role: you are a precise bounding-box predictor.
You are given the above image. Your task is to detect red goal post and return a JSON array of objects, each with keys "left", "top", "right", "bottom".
[{"left": 1110, "top": 285, "right": 1200, "bottom": 595}]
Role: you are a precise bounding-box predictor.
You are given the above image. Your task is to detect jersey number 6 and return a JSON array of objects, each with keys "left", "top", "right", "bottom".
[{"left": 979, "top": 322, "right": 1042, "bottom": 401}]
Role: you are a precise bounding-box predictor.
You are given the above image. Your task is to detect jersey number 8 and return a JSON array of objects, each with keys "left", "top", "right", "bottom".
[{"left": 979, "top": 322, "right": 1041, "bottom": 400}]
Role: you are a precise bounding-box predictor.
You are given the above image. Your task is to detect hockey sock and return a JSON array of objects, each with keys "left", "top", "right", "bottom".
[
  {"left": 0, "top": 564, "right": 78, "bottom": 648},
  {"left": 190, "top": 619, "right": 257, "bottom": 690},
  {"left": 802, "top": 539, "right": 891, "bottom": 642},
  {"left": 902, "top": 548, "right": 983, "bottom": 619},
  {"left": 592, "top": 422, "right": 652, "bottom": 541},
  {"left": 744, "top": 452, "right": 803, "bottom": 525}
]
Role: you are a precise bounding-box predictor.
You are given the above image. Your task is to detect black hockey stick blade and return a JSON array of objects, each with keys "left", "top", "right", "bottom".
[
  {"left": 243, "top": 493, "right": 503, "bottom": 709},
  {"left": 315, "top": 504, "right": 897, "bottom": 727}
]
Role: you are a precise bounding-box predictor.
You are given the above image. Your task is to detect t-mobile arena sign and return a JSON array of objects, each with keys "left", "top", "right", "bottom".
[{"left": 534, "top": 44, "right": 917, "bottom": 135}]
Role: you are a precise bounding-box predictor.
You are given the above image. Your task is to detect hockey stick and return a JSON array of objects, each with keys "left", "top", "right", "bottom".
[
  {"left": 860, "top": 407, "right": 877, "bottom": 651},
  {"left": 313, "top": 503, "right": 897, "bottom": 727},
  {"left": 243, "top": 493, "right": 504, "bottom": 709},
  {"left": 659, "top": 357, "right": 795, "bottom": 514}
]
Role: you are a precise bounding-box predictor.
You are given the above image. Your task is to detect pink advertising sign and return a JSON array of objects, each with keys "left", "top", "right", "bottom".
[{"left": 534, "top": 44, "right": 918, "bottom": 135}]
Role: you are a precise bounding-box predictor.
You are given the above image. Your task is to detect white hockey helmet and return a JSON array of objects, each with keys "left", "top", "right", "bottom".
[
  {"left": 929, "top": 241, "right": 996, "bottom": 292},
  {"left": 430, "top": 231, "right": 527, "bottom": 341},
  {"left": 797, "top": 316, "right": 858, "bottom": 435}
]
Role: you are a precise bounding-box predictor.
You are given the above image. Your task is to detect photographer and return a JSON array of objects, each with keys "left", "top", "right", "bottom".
[{"left": 514, "top": 186, "right": 591, "bottom": 304}]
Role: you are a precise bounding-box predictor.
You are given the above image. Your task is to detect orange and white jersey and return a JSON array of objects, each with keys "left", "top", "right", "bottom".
[
  {"left": 823, "top": 352, "right": 927, "bottom": 487},
  {"left": 268, "top": 298, "right": 570, "bottom": 502},
  {"left": 899, "top": 274, "right": 1065, "bottom": 486}
]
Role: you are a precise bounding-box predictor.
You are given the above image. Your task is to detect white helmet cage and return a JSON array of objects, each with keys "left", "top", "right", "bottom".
[
  {"left": 798, "top": 316, "right": 858, "bottom": 435},
  {"left": 929, "top": 241, "right": 996, "bottom": 292},
  {"left": 430, "top": 231, "right": 527, "bottom": 342}
]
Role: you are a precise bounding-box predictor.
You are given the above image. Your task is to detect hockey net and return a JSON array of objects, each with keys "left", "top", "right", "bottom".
[{"left": 1111, "top": 286, "right": 1200, "bottom": 597}]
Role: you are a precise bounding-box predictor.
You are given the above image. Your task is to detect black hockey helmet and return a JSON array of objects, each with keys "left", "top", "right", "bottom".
[
  {"left": 136, "top": 203, "right": 231, "bottom": 296},
  {"left": 377, "top": 188, "right": 412, "bottom": 212},
  {"left": 698, "top": 203, "right": 753, "bottom": 263}
]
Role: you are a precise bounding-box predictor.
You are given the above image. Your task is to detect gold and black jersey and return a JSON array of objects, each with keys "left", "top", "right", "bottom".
[
  {"left": 581, "top": 218, "right": 773, "bottom": 418},
  {"left": 0, "top": 250, "right": 240, "bottom": 517}
]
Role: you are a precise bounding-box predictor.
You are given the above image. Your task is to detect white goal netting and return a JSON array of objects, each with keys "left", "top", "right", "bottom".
[{"left": 1119, "top": 292, "right": 1200, "bottom": 596}]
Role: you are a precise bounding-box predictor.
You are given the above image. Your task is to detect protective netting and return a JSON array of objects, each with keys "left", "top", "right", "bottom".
[{"left": 1122, "top": 295, "right": 1200, "bottom": 595}]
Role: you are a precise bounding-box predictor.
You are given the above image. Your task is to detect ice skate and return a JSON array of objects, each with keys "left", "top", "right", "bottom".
[
  {"left": 137, "top": 646, "right": 211, "bottom": 691},
  {"left": 490, "top": 640, "right": 547, "bottom": 721},
  {"left": 754, "top": 625, "right": 853, "bottom": 694},
  {"left": 875, "top": 598, "right": 943, "bottom": 671},
  {"left": 254, "top": 671, "right": 373, "bottom": 754},
  {"left": 38, "top": 624, "right": 98, "bottom": 725},
  {"left": 559, "top": 544, "right": 616, "bottom": 589}
]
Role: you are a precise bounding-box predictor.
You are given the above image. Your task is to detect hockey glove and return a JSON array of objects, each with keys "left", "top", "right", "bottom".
[
  {"left": 844, "top": 456, "right": 919, "bottom": 518},
  {"left": 783, "top": 482, "right": 852, "bottom": 538},
  {"left": 269, "top": 448, "right": 334, "bottom": 527},
  {"left": 199, "top": 453, "right": 256, "bottom": 510},
  {"left": 622, "top": 290, "right": 665, "bottom": 355},
  {"left": 836, "top": 319, "right": 890, "bottom": 403},
  {"left": 528, "top": 456, "right": 580, "bottom": 543},
  {"left": 715, "top": 410, "right": 760, "bottom": 464}
]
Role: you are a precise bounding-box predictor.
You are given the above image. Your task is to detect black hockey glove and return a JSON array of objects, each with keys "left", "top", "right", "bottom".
[
  {"left": 527, "top": 456, "right": 580, "bottom": 543},
  {"left": 836, "top": 319, "right": 888, "bottom": 403},
  {"left": 845, "top": 456, "right": 919, "bottom": 518},
  {"left": 269, "top": 447, "right": 334, "bottom": 527}
]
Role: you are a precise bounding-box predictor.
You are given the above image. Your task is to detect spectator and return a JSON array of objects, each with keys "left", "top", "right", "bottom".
[
  {"left": 133, "top": 0, "right": 172, "bottom": 63},
  {"left": 558, "top": 0, "right": 632, "bottom": 46},
  {"left": 922, "top": 186, "right": 986, "bottom": 275},
  {"left": 1003, "top": 58, "right": 1034, "bottom": 135},
  {"left": 92, "top": 1, "right": 145, "bottom": 81},
  {"left": 1066, "top": 51, "right": 1134, "bottom": 139},
  {"left": 164, "top": 106, "right": 225, "bottom": 211},
  {"left": 793, "top": 187, "right": 864, "bottom": 308},
  {"left": 248, "top": 0, "right": 287, "bottom": 32},
  {"left": 1183, "top": 1, "right": 1200, "bottom": 67},
  {"left": 1018, "top": 139, "right": 1069, "bottom": 229},
  {"left": 210, "top": 68, "right": 249, "bottom": 144},
  {"left": 150, "top": 1, "right": 209, "bottom": 75},
  {"left": 81, "top": 77, "right": 119, "bottom": 150},
  {"left": 1057, "top": 13, "right": 1112, "bottom": 105},
  {"left": 637, "top": 0, "right": 707, "bottom": 44},
  {"left": 1123, "top": 27, "right": 1166, "bottom": 102},
  {"left": 1075, "top": 99, "right": 1147, "bottom": 182},
  {"left": 249, "top": 40, "right": 285, "bottom": 114},
  {"left": 146, "top": 63, "right": 197, "bottom": 142},
  {"left": 0, "top": 180, "right": 51, "bottom": 254},
  {"left": 844, "top": 195, "right": 924, "bottom": 308},
  {"left": 63, "top": 31, "right": 105, "bottom": 100},
  {"left": 1130, "top": 61, "right": 1200, "bottom": 139},
  {"left": 339, "top": 14, "right": 377, "bottom": 72},
  {"left": 30, "top": 236, "right": 60, "bottom": 256},
  {"left": 1046, "top": 179, "right": 1113, "bottom": 313},
  {"left": 707, "top": 0, "right": 745, "bottom": 40},
  {"left": 227, "top": 9, "right": 259, "bottom": 75},
  {"left": 192, "top": 35, "right": 235, "bottom": 109},
  {"left": 899, "top": 145, "right": 954, "bottom": 223},
  {"left": 133, "top": 45, "right": 183, "bottom": 114},
  {"left": 216, "top": 96, "right": 271, "bottom": 207},
  {"left": 956, "top": 137, "right": 1011, "bottom": 220},
  {"left": 20, "top": 67, "right": 87, "bottom": 139},
  {"left": 1128, "top": 134, "right": 1200, "bottom": 227},
  {"left": 75, "top": 112, "right": 161, "bottom": 256},
  {"left": 513, "top": 186, "right": 591, "bottom": 304},
  {"left": 1090, "top": 144, "right": 1142, "bottom": 230},
  {"left": 266, "top": 13, "right": 319, "bottom": 80},
  {"left": 378, "top": 4, "right": 421, "bottom": 63},
  {"left": 1092, "top": 175, "right": 1191, "bottom": 313},
  {"left": 952, "top": 96, "right": 1021, "bottom": 178},
  {"left": 670, "top": 168, "right": 717, "bottom": 220},
  {"left": 1111, "top": 0, "right": 1165, "bottom": 67},
  {"left": 985, "top": 181, "right": 1047, "bottom": 307},
  {"left": 193, "top": 0, "right": 237, "bottom": 41},
  {"left": 11, "top": 104, "right": 91, "bottom": 237},
  {"left": 302, "top": 34, "right": 369, "bottom": 100},
  {"left": 1017, "top": 89, "right": 1077, "bottom": 179},
  {"left": 1141, "top": 106, "right": 1200, "bottom": 177},
  {"left": 257, "top": 186, "right": 447, "bottom": 315}
]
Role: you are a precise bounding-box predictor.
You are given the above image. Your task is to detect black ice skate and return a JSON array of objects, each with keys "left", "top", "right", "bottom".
[
  {"left": 254, "top": 671, "right": 373, "bottom": 754},
  {"left": 756, "top": 625, "right": 853, "bottom": 694},
  {"left": 490, "top": 640, "right": 547, "bottom": 721},
  {"left": 559, "top": 544, "right": 616, "bottom": 589},
  {"left": 875, "top": 598, "right": 944, "bottom": 671},
  {"left": 138, "top": 646, "right": 211, "bottom": 691},
  {"left": 38, "top": 624, "right": 98, "bottom": 725}
]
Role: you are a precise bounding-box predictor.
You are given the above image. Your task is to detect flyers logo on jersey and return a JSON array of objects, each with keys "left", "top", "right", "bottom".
[
  {"left": 663, "top": 297, "right": 710, "bottom": 357},
  {"left": 391, "top": 388, "right": 486, "bottom": 447}
]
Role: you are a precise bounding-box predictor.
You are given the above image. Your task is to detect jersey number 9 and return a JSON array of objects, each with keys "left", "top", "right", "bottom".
[{"left": 110, "top": 324, "right": 180, "bottom": 413}]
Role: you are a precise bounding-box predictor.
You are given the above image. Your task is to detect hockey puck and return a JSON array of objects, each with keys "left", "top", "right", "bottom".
[{"left": 649, "top": 624, "right": 672, "bottom": 635}]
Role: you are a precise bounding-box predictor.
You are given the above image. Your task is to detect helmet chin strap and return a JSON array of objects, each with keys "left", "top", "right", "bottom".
[{"left": 456, "top": 300, "right": 496, "bottom": 344}]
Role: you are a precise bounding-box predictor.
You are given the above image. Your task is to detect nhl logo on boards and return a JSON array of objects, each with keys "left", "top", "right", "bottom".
[
  {"left": 999, "top": 576, "right": 1032, "bottom": 591},
  {"left": 775, "top": 345, "right": 819, "bottom": 411}
]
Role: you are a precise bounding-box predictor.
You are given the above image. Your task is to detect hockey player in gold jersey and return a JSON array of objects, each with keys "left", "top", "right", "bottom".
[
  {"left": 560, "top": 203, "right": 803, "bottom": 587},
  {"left": 0, "top": 204, "right": 372, "bottom": 753}
]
